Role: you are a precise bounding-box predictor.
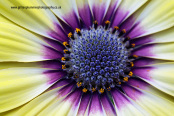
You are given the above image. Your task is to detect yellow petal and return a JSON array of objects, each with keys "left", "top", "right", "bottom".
[
  {"left": 128, "top": 0, "right": 174, "bottom": 38},
  {"left": 43, "top": 0, "right": 80, "bottom": 29},
  {"left": 0, "top": 67, "right": 53, "bottom": 113},
  {"left": 123, "top": 85, "right": 174, "bottom": 115},
  {"left": 0, "top": 0, "right": 60, "bottom": 38},
  {"left": 111, "top": 89, "right": 149, "bottom": 116},
  {"left": 111, "top": 0, "right": 147, "bottom": 27},
  {"left": 0, "top": 22, "right": 62, "bottom": 62}
]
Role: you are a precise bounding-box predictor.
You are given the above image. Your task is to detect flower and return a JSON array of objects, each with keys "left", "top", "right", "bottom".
[{"left": 0, "top": 0, "right": 174, "bottom": 115}]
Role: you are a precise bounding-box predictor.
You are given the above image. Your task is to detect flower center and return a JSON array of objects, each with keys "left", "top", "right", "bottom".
[{"left": 62, "top": 21, "right": 136, "bottom": 94}]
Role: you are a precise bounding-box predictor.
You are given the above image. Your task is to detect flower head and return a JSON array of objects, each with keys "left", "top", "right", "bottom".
[{"left": 0, "top": 0, "right": 174, "bottom": 115}]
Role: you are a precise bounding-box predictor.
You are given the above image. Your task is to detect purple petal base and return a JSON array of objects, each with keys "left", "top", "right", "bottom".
[
  {"left": 40, "top": 60, "right": 63, "bottom": 70},
  {"left": 44, "top": 70, "right": 67, "bottom": 84},
  {"left": 78, "top": 4, "right": 92, "bottom": 28},
  {"left": 77, "top": 93, "right": 91, "bottom": 116},
  {"left": 111, "top": 88, "right": 131, "bottom": 109},
  {"left": 88, "top": 92, "right": 104, "bottom": 116},
  {"left": 92, "top": 5, "right": 106, "bottom": 25},
  {"left": 100, "top": 93, "right": 116, "bottom": 115},
  {"left": 132, "top": 67, "right": 154, "bottom": 81},
  {"left": 131, "top": 44, "right": 155, "bottom": 57},
  {"left": 122, "top": 84, "right": 143, "bottom": 101},
  {"left": 43, "top": 38, "right": 65, "bottom": 52},
  {"left": 134, "top": 58, "right": 155, "bottom": 67},
  {"left": 63, "top": 11, "right": 80, "bottom": 30},
  {"left": 43, "top": 46, "right": 63, "bottom": 60},
  {"left": 127, "top": 78, "right": 149, "bottom": 90},
  {"left": 102, "top": 0, "right": 120, "bottom": 25},
  {"left": 130, "top": 35, "right": 153, "bottom": 46},
  {"left": 111, "top": 8, "right": 129, "bottom": 27},
  {"left": 127, "top": 23, "right": 146, "bottom": 39}
]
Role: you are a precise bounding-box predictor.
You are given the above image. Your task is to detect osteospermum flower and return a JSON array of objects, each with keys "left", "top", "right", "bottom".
[{"left": 0, "top": 0, "right": 174, "bottom": 115}]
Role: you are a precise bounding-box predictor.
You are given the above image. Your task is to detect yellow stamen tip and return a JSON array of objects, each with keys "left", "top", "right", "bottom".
[
  {"left": 94, "top": 20, "right": 98, "bottom": 24},
  {"left": 99, "top": 88, "right": 104, "bottom": 94},
  {"left": 105, "top": 20, "right": 110, "bottom": 24},
  {"left": 107, "top": 87, "right": 111, "bottom": 91},
  {"left": 133, "top": 55, "right": 138, "bottom": 58},
  {"left": 77, "top": 82, "right": 82, "bottom": 87},
  {"left": 122, "top": 29, "right": 126, "bottom": 33},
  {"left": 82, "top": 88, "right": 88, "bottom": 93},
  {"left": 63, "top": 49, "right": 68, "bottom": 53},
  {"left": 114, "top": 26, "right": 119, "bottom": 30},
  {"left": 63, "top": 42, "right": 69, "bottom": 46},
  {"left": 76, "top": 28, "right": 81, "bottom": 33},
  {"left": 119, "top": 82, "right": 121, "bottom": 85},
  {"left": 91, "top": 87, "right": 96, "bottom": 92},
  {"left": 75, "top": 74, "right": 78, "bottom": 78},
  {"left": 123, "top": 77, "right": 128, "bottom": 82},
  {"left": 131, "top": 43, "right": 135, "bottom": 47},
  {"left": 130, "top": 62, "right": 134, "bottom": 67},
  {"left": 128, "top": 71, "right": 133, "bottom": 77},
  {"left": 61, "top": 57, "right": 66, "bottom": 61},
  {"left": 68, "top": 32, "right": 72, "bottom": 38},
  {"left": 62, "top": 65, "right": 66, "bottom": 69}
]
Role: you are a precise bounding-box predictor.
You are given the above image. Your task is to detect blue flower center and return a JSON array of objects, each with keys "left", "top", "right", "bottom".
[{"left": 62, "top": 25, "right": 135, "bottom": 94}]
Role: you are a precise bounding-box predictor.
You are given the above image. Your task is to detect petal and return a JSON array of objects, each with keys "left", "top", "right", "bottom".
[
  {"left": 132, "top": 63, "right": 174, "bottom": 96},
  {"left": 111, "top": 89, "right": 149, "bottom": 116},
  {"left": 131, "top": 27, "right": 174, "bottom": 46},
  {"left": 100, "top": 93, "right": 116, "bottom": 116},
  {"left": 127, "top": 78, "right": 174, "bottom": 102},
  {"left": 77, "top": 93, "right": 91, "bottom": 116},
  {"left": 0, "top": 22, "right": 63, "bottom": 62},
  {"left": 0, "top": 67, "right": 63, "bottom": 113},
  {"left": 0, "top": 60, "right": 63, "bottom": 70},
  {"left": 76, "top": 0, "right": 93, "bottom": 28},
  {"left": 122, "top": 84, "right": 174, "bottom": 115},
  {"left": 88, "top": 92, "right": 106, "bottom": 116},
  {"left": 0, "top": 0, "right": 61, "bottom": 39},
  {"left": 15, "top": 82, "right": 74, "bottom": 116},
  {"left": 132, "top": 43, "right": 174, "bottom": 61},
  {"left": 128, "top": 0, "right": 174, "bottom": 38},
  {"left": 134, "top": 58, "right": 171, "bottom": 67},
  {"left": 111, "top": 0, "right": 147, "bottom": 27},
  {"left": 88, "top": 0, "right": 111, "bottom": 25},
  {"left": 102, "top": 0, "right": 122, "bottom": 24},
  {"left": 38, "top": 88, "right": 81, "bottom": 116},
  {"left": 43, "top": 0, "right": 80, "bottom": 29}
]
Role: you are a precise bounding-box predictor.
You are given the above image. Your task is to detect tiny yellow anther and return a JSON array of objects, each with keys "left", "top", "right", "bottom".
[
  {"left": 62, "top": 65, "right": 66, "bottom": 69},
  {"left": 75, "top": 74, "right": 78, "bottom": 78},
  {"left": 122, "top": 29, "right": 126, "bottom": 33},
  {"left": 63, "top": 42, "right": 69, "bottom": 46},
  {"left": 131, "top": 43, "right": 135, "bottom": 48},
  {"left": 133, "top": 55, "right": 138, "bottom": 58},
  {"left": 68, "top": 32, "right": 73, "bottom": 38},
  {"left": 105, "top": 20, "right": 110, "bottom": 24},
  {"left": 130, "top": 62, "right": 134, "bottom": 67},
  {"left": 77, "top": 82, "right": 82, "bottom": 87},
  {"left": 82, "top": 88, "right": 88, "bottom": 93},
  {"left": 61, "top": 57, "right": 66, "bottom": 61},
  {"left": 128, "top": 71, "right": 133, "bottom": 77},
  {"left": 114, "top": 26, "right": 119, "bottom": 30},
  {"left": 76, "top": 28, "right": 81, "bottom": 33},
  {"left": 119, "top": 82, "right": 121, "bottom": 85},
  {"left": 107, "top": 87, "right": 111, "bottom": 91},
  {"left": 91, "top": 87, "right": 96, "bottom": 92},
  {"left": 94, "top": 20, "right": 98, "bottom": 24},
  {"left": 99, "top": 88, "right": 104, "bottom": 94},
  {"left": 63, "top": 49, "right": 68, "bottom": 53},
  {"left": 123, "top": 77, "right": 128, "bottom": 82}
]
